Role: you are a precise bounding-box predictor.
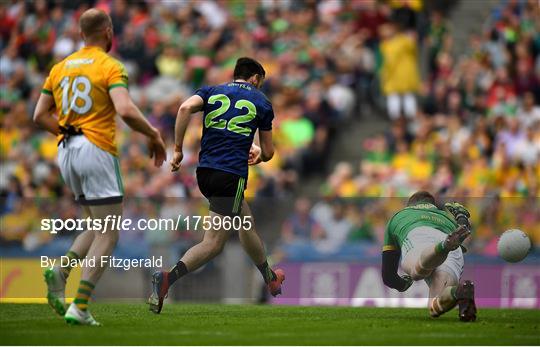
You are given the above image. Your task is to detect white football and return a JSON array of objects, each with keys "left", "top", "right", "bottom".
[{"left": 497, "top": 229, "right": 531, "bottom": 263}]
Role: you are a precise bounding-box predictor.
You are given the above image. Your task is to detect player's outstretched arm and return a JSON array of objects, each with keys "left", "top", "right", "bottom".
[
  {"left": 258, "top": 130, "right": 274, "bottom": 162},
  {"left": 33, "top": 93, "right": 60, "bottom": 135},
  {"left": 381, "top": 250, "right": 413, "bottom": 292},
  {"left": 109, "top": 87, "right": 166, "bottom": 167},
  {"left": 171, "top": 95, "right": 204, "bottom": 172}
]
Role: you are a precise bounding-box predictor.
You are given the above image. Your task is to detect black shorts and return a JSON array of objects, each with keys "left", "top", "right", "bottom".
[{"left": 196, "top": 167, "right": 247, "bottom": 216}]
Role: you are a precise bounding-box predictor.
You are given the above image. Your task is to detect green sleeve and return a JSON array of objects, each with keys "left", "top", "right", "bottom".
[{"left": 383, "top": 220, "right": 398, "bottom": 251}]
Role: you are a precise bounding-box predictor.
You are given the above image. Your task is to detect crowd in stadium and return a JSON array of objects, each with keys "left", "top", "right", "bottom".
[
  {"left": 280, "top": 0, "right": 540, "bottom": 259},
  {"left": 323, "top": 0, "right": 540, "bottom": 199},
  {"left": 0, "top": 0, "right": 538, "bottom": 259},
  {"left": 0, "top": 0, "right": 364, "bottom": 251},
  {"left": 0, "top": 0, "right": 364, "bottom": 206}
]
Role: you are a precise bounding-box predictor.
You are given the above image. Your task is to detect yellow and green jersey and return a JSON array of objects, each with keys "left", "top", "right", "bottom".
[
  {"left": 383, "top": 203, "right": 457, "bottom": 251},
  {"left": 41, "top": 46, "right": 128, "bottom": 157}
]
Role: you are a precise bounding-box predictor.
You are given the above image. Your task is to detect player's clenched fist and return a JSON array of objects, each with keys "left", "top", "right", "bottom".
[
  {"left": 170, "top": 150, "right": 183, "bottom": 172},
  {"left": 248, "top": 144, "right": 262, "bottom": 165}
]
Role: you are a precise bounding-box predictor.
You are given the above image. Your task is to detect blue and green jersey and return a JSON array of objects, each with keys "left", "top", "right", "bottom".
[{"left": 195, "top": 82, "right": 274, "bottom": 178}]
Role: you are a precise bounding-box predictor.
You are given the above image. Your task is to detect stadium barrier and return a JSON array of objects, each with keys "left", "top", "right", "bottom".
[
  {"left": 0, "top": 259, "right": 81, "bottom": 303},
  {"left": 272, "top": 262, "right": 540, "bottom": 308}
]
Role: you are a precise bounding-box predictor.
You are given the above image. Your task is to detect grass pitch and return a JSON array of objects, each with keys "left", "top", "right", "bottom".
[{"left": 0, "top": 303, "right": 538, "bottom": 345}]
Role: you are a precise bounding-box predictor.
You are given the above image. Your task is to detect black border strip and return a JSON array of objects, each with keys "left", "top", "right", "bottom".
[{"left": 78, "top": 195, "right": 123, "bottom": 206}]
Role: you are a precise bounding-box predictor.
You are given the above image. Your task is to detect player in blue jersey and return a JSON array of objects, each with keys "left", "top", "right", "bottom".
[{"left": 148, "top": 57, "right": 285, "bottom": 313}]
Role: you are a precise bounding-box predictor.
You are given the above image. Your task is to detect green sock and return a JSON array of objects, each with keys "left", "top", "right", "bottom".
[
  {"left": 60, "top": 251, "right": 80, "bottom": 279},
  {"left": 74, "top": 280, "right": 94, "bottom": 311}
]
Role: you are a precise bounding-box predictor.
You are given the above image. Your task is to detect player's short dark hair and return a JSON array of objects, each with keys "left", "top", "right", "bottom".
[
  {"left": 233, "top": 57, "right": 266, "bottom": 80},
  {"left": 79, "top": 8, "right": 112, "bottom": 37},
  {"left": 407, "top": 191, "right": 436, "bottom": 206}
]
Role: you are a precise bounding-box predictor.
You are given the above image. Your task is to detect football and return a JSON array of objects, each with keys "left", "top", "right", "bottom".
[{"left": 497, "top": 229, "right": 532, "bottom": 263}]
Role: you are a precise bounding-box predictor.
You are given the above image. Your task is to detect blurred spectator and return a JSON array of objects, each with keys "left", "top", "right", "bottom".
[
  {"left": 347, "top": 205, "right": 375, "bottom": 242},
  {"left": 379, "top": 21, "right": 420, "bottom": 119},
  {"left": 280, "top": 198, "right": 322, "bottom": 244},
  {"left": 517, "top": 92, "right": 540, "bottom": 128},
  {"left": 496, "top": 118, "right": 526, "bottom": 160},
  {"left": 390, "top": 0, "right": 422, "bottom": 32},
  {"left": 425, "top": 10, "right": 449, "bottom": 77},
  {"left": 311, "top": 199, "right": 353, "bottom": 254}
]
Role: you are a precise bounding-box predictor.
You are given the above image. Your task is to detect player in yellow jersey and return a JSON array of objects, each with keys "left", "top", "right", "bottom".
[{"left": 33, "top": 8, "right": 166, "bottom": 326}]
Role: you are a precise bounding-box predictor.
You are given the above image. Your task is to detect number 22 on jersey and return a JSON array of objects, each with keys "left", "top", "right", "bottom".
[{"left": 204, "top": 94, "right": 256, "bottom": 136}]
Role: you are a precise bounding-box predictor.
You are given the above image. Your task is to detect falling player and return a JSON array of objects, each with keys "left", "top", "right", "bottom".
[
  {"left": 381, "top": 191, "right": 477, "bottom": 321},
  {"left": 33, "top": 8, "right": 166, "bottom": 325},
  {"left": 148, "top": 57, "right": 284, "bottom": 313}
]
